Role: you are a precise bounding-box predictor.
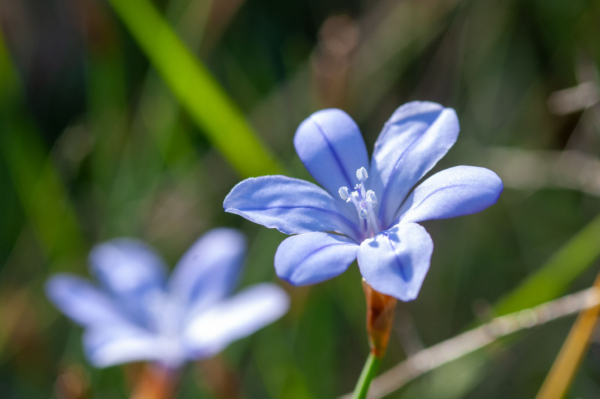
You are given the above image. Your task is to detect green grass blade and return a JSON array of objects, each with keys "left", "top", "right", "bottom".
[
  {"left": 0, "top": 31, "right": 86, "bottom": 268},
  {"left": 107, "top": 0, "right": 285, "bottom": 178},
  {"left": 495, "top": 214, "right": 600, "bottom": 315}
]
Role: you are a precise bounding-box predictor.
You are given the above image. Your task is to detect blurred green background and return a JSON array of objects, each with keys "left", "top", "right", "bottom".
[{"left": 1, "top": 0, "right": 600, "bottom": 397}]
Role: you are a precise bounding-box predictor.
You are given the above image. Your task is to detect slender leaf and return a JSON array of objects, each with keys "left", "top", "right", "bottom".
[{"left": 107, "top": 0, "right": 285, "bottom": 177}]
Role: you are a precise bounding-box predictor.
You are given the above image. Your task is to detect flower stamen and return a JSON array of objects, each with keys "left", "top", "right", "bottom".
[
  {"left": 356, "top": 167, "right": 368, "bottom": 182},
  {"left": 339, "top": 187, "right": 350, "bottom": 201},
  {"left": 339, "top": 167, "right": 380, "bottom": 238}
]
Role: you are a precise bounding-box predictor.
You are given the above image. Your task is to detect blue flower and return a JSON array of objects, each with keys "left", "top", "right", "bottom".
[
  {"left": 224, "top": 102, "right": 503, "bottom": 301},
  {"left": 46, "top": 229, "right": 289, "bottom": 368}
]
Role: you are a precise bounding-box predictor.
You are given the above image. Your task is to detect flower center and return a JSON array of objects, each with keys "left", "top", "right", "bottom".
[
  {"left": 339, "top": 167, "right": 380, "bottom": 238},
  {"left": 143, "top": 290, "right": 187, "bottom": 366}
]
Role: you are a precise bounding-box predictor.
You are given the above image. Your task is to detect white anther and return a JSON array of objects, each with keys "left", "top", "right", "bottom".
[
  {"left": 356, "top": 167, "right": 368, "bottom": 181},
  {"left": 366, "top": 190, "right": 377, "bottom": 204},
  {"left": 339, "top": 187, "right": 349, "bottom": 201}
]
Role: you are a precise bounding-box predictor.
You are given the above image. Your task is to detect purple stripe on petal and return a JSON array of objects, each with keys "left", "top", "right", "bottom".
[
  {"left": 275, "top": 232, "right": 359, "bottom": 285},
  {"left": 224, "top": 175, "right": 361, "bottom": 240},
  {"left": 384, "top": 233, "right": 412, "bottom": 282},
  {"left": 294, "top": 109, "right": 369, "bottom": 198},
  {"left": 313, "top": 120, "right": 355, "bottom": 188},
  {"left": 369, "top": 102, "right": 459, "bottom": 228},
  {"left": 358, "top": 223, "right": 433, "bottom": 301},
  {"left": 397, "top": 166, "right": 503, "bottom": 223}
]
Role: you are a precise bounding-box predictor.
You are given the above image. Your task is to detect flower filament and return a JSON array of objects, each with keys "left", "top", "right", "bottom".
[{"left": 339, "top": 167, "right": 380, "bottom": 238}]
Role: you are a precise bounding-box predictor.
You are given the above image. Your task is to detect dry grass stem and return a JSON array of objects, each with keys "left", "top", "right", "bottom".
[
  {"left": 534, "top": 273, "right": 600, "bottom": 399},
  {"left": 340, "top": 287, "right": 600, "bottom": 399}
]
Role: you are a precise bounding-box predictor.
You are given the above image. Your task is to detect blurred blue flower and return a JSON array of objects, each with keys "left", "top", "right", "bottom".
[
  {"left": 46, "top": 229, "right": 289, "bottom": 368},
  {"left": 224, "top": 102, "right": 503, "bottom": 301}
]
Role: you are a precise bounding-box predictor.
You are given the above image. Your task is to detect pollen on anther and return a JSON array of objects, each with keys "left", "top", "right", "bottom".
[
  {"left": 339, "top": 187, "right": 350, "bottom": 201},
  {"left": 356, "top": 167, "right": 368, "bottom": 181},
  {"left": 366, "top": 190, "right": 378, "bottom": 204}
]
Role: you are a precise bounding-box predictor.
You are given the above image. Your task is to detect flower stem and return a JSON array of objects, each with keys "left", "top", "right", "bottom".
[{"left": 351, "top": 352, "right": 381, "bottom": 399}]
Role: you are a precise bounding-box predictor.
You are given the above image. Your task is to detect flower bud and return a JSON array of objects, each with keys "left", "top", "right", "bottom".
[{"left": 362, "top": 279, "right": 397, "bottom": 357}]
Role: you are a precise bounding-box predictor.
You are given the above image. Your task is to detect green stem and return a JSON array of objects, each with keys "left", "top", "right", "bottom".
[{"left": 352, "top": 352, "right": 381, "bottom": 399}]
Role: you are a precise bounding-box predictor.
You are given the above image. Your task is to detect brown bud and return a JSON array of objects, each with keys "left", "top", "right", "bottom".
[
  {"left": 130, "top": 364, "right": 178, "bottom": 399},
  {"left": 362, "top": 279, "right": 397, "bottom": 357}
]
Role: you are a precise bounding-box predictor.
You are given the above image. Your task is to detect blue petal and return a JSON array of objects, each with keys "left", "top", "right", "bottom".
[
  {"left": 369, "top": 102, "right": 459, "bottom": 228},
  {"left": 183, "top": 283, "right": 289, "bottom": 359},
  {"left": 294, "top": 109, "right": 370, "bottom": 197},
  {"left": 89, "top": 239, "right": 168, "bottom": 326},
  {"left": 169, "top": 228, "right": 246, "bottom": 312},
  {"left": 397, "top": 166, "right": 503, "bottom": 223},
  {"left": 224, "top": 175, "right": 361, "bottom": 240},
  {"left": 45, "top": 274, "right": 130, "bottom": 328},
  {"left": 357, "top": 223, "right": 433, "bottom": 301},
  {"left": 275, "top": 232, "right": 359, "bottom": 285},
  {"left": 83, "top": 326, "right": 175, "bottom": 368}
]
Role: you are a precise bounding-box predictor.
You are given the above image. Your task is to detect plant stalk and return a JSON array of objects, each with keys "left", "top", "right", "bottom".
[{"left": 351, "top": 352, "right": 381, "bottom": 399}]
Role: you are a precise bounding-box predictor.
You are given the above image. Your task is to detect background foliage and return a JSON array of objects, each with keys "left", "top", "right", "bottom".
[{"left": 1, "top": 0, "right": 600, "bottom": 397}]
